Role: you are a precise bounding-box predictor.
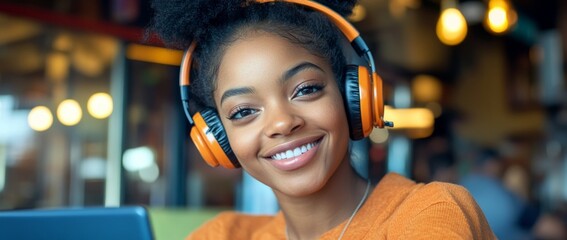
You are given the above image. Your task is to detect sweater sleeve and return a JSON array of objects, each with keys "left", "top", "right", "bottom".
[
  {"left": 401, "top": 201, "right": 496, "bottom": 239},
  {"left": 400, "top": 184, "right": 496, "bottom": 239}
]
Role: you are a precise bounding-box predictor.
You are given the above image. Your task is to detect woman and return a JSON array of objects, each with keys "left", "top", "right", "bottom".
[{"left": 150, "top": 0, "right": 495, "bottom": 239}]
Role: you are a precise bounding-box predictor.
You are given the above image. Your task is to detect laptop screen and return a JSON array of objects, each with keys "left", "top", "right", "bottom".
[{"left": 0, "top": 206, "right": 154, "bottom": 240}]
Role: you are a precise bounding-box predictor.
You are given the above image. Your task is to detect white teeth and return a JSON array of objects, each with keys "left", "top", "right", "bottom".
[
  {"left": 271, "top": 141, "right": 317, "bottom": 160},
  {"left": 285, "top": 150, "right": 293, "bottom": 158}
]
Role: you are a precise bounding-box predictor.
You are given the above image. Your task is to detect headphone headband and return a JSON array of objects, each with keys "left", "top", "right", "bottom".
[{"left": 258, "top": 0, "right": 359, "bottom": 41}]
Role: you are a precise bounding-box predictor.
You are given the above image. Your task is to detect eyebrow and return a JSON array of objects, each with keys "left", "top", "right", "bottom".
[
  {"left": 281, "top": 62, "right": 325, "bottom": 84},
  {"left": 220, "top": 87, "right": 255, "bottom": 105}
]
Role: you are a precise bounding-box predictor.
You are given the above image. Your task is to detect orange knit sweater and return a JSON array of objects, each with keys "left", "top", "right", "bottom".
[{"left": 187, "top": 173, "right": 496, "bottom": 239}]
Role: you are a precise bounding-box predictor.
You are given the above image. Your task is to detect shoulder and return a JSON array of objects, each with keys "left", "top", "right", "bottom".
[
  {"left": 378, "top": 173, "right": 472, "bottom": 200},
  {"left": 377, "top": 173, "right": 483, "bottom": 210},
  {"left": 378, "top": 174, "right": 496, "bottom": 239},
  {"left": 186, "top": 211, "right": 277, "bottom": 240},
  {"left": 412, "top": 179, "right": 479, "bottom": 206}
]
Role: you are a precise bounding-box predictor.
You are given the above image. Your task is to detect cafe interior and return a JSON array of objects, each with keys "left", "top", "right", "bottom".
[{"left": 0, "top": 0, "right": 566, "bottom": 238}]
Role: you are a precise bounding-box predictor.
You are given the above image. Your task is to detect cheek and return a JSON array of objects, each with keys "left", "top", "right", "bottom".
[
  {"left": 318, "top": 93, "right": 350, "bottom": 134},
  {"left": 224, "top": 124, "right": 260, "bottom": 163},
  {"left": 322, "top": 94, "right": 351, "bottom": 151}
]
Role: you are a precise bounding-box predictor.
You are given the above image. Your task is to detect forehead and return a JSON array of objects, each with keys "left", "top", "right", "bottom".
[{"left": 214, "top": 32, "right": 328, "bottom": 94}]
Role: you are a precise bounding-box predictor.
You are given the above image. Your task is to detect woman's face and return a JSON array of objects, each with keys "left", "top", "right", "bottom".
[{"left": 214, "top": 32, "right": 350, "bottom": 197}]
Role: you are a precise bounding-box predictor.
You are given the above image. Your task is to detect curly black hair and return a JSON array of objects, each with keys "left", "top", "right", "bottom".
[{"left": 149, "top": 0, "right": 358, "bottom": 109}]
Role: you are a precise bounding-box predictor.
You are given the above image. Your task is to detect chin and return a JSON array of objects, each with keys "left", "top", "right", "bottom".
[{"left": 275, "top": 172, "right": 329, "bottom": 197}]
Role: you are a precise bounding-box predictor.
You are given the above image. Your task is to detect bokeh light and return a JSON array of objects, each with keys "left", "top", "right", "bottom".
[
  {"left": 348, "top": 4, "right": 367, "bottom": 22},
  {"left": 437, "top": 8, "right": 468, "bottom": 45},
  {"left": 139, "top": 163, "right": 160, "bottom": 183},
  {"left": 412, "top": 75, "right": 443, "bottom": 103},
  {"left": 123, "top": 146, "right": 155, "bottom": 172},
  {"left": 57, "top": 99, "right": 82, "bottom": 126},
  {"left": 28, "top": 106, "right": 53, "bottom": 132},
  {"left": 487, "top": 6, "right": 508, "bottom": 33},
  {"left": 484, "top": 0, "right": 517, "bottom": 35},
  {"left": 384, "top": 106, "right": 435, "bottom": 129},
  {"left": 369, "top": 128, "right": 390, "bottom": 144},
  {"left": 87, "top": 92, "right": 113, "bottom": 119}
]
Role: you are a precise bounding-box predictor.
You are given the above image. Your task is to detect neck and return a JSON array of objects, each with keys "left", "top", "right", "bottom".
[{"left": 276, "top": 157, "right": 370, "bottom": 240}]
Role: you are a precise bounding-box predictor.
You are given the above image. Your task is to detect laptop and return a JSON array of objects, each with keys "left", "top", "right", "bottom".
[{"left": 0, "top": 206, "right": 155, "bottom": 240}]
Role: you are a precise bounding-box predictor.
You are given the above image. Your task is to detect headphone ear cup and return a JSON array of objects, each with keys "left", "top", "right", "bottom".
[
  {"left": 344, "top": 65, "right": 373, "bottom": 140},
  {"left": 190, "top": 126, "right": 218, "bottom": 167},
  {"left": 190, "top": 109, "right": 240, "bottom": 169},
  {"left": 372, "top": 72, "right": 385, "bottom": 128}
]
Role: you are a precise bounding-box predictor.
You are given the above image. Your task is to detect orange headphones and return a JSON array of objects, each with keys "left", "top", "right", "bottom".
[{"left": 180, "top": 0, "right": 393, "bottom": 169}]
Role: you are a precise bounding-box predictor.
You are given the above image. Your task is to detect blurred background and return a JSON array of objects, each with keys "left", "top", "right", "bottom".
[{"left": 0, "top": 0, "right": 566, "bottom": 239}]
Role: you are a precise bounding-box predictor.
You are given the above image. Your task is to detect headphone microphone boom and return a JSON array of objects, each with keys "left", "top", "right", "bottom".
[{"left": 179, "top": 0, "right": 393, "bottom": 169}]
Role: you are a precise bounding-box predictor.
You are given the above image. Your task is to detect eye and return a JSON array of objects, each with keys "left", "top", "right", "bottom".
[
  {"left": 293, "top": 83, "right": 325, "bottom": 98},
  {"left": 227, "top": 107, "right": 259, "bottom": 120}
]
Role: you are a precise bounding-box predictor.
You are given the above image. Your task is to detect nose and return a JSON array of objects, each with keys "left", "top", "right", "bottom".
[{"left": 263, "top": 104, "right": 304, "bottom": 138}]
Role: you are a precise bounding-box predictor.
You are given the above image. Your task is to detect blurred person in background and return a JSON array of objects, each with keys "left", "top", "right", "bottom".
[
  {"left": 460, "top": 148, "right": 529, "bottom": 239},
  {"left": 532, "top": 207, "right": 567, "bottom": 240}
]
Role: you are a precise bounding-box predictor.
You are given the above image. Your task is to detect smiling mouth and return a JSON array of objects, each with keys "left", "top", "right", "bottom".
[{"left": 270, "top": 139, "right": 321, "bottom": 160}]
